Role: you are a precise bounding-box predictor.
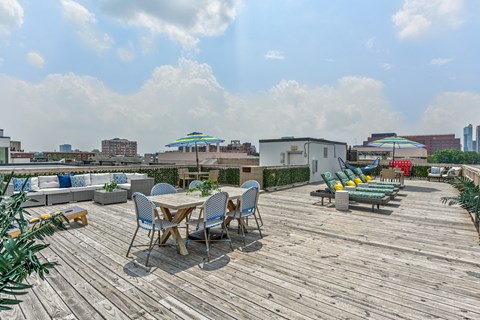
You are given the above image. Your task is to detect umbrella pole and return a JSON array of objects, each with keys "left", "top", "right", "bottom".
[
  {"left": 195, "top": 142, "right": 200, "bottom": 172},
  {"left": 392, "top": 144, "right": 396, "bottom": 163}
]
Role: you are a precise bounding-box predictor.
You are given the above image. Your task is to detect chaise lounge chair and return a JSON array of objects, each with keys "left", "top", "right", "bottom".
[
  {"left": 346, "top": 168, "right": 403, "bottom": 189},
  {"left": 334, "top": 171, "right": 398, "bottom": 199},
  {"left": 310, "top": 172, "right": 390, "bottom": 212}
]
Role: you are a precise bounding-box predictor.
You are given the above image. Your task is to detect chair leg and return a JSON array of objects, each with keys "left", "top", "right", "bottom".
[
  {"left": 224, "top": 225, "right": 234, "bottom": 251},
  {"left": 204, "top": 227, "right": 211, "bottom": 262},
  {"left": 145, "top": 227, "right": 156, "bottom": 266},
  {"left": 126, "top": 226, "right": 140, "bottom": 257},
  {"left": 256, "top": 207, "right": 264, "bottom": 226},
  {"left": 253, "top": 213, "right": 263, "bottom": 238},
  {"left": 239, "top": 219, "right": 247, "bottom": 246}
]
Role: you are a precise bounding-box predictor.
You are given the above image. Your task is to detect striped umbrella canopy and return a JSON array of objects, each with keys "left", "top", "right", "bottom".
[
  {"left": 166, "top": 132, "right": 224, "bottom": 172},
  {"left": 367, "top": 136, "right": 425, "bottom": 161}
]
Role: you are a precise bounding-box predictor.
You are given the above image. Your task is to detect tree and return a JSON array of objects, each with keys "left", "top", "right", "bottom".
[
  {"left": 427, "top": 149, "right": 480, "bottom": 164},
  {"left": 0, "top": 174, "right": 65, "bottom": 310}
]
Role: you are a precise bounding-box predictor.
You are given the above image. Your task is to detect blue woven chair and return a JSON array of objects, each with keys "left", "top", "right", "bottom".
[
  {"left": 127, "top": 192, "right": 178, "bottom": 266},
  {"left": 151, "top": 183, "right": 177, "bottom": 196},
  {"left": 240, "top": 180, "right": 263, "bottom": 226},
  {"left": 227, "top": 187, "right": 263, "bottom": 245},
  {"left": 186, "top": 192, "right": 233, "bottom": 262},
  {"left": 150, "top": 183, "right": 178, "bottom": 217},
  {"left": 188, "top": 180, "right": 203, "bottom": 189}
]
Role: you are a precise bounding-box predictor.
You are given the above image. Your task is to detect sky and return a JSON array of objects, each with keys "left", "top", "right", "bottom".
[{"left": 1, "top": 0, "right": 480, "bottom": 154}]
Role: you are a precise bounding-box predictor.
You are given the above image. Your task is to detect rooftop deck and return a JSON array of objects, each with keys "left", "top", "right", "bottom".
[{"left": 5, "top": 180, "right": 480, "bottom": 319}]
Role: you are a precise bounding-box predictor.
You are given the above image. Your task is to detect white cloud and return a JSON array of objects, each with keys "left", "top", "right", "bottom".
[
  {"left": 392, "top": 0, "right": 465, "bottom": 39},
  {"left": 98, "top": 0, "right": 240, "bottom": 49},
  {"left": 264, "top": 50, "right": 285, "bottom": 60},
  {"left": 26, "top": 52, "right": 45, "bottom": 68},
  {"left": 365, "top": 37, "right": 375, "bottom": 49},
  {"left": 380, "top": 63, "right": 393, "bottom": 70},
  {"left": 430, "top": 57, "right": 452, "bottom": 66},
  {"left": 0, "top": 0, "right": 23, "bottom": 35},
  {"left": 117, "top": 45, "right": 135, "bottom": 62},
  {"left": 0, "top": 59, "right": 407, "bottom": 153},
  {"left": 418, "top": 92, "right": 480, "bottom": 136},
  {"left": 61, "top": 0, "right": 113, "bottom": 53}
]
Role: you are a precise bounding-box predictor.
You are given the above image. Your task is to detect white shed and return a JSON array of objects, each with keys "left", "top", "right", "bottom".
[{"left": 259, "top": 137, "right": 347, "bottom": 183}]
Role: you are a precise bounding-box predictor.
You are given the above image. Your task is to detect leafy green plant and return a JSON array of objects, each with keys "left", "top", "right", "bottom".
[
  {"left": 187, "top": 179, "right": 220, "bottom": 197},
  {"left": 0, "top": 173, "right": 66, "bottom": 310},
  {"left": 441, "top": 176, "right": 480, "bottom": 231},
  {"left": 103, "top": 181, "right": 118, "bottom": 192}
]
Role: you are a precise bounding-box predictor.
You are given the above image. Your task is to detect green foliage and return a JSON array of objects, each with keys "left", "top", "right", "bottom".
[
  {"left": 201, "top": 167, "right": 240, "bottom": 186},
  {"left": 187, "top": 179, "right": 220, "bottom": 197},
  {"left": 103, "top": 181, "right": 118, "bottom": 192},
  {"left": 442, "top": 176, "right": 480, "bottom": 231},
  {"left": 263, "top": 166, "right": 310, "bottom": 188},
  {"left": 412, "top": 166, "right": 429, "bottom": 178},
  {"left": 0, "top": 173, "right": 65, "bottom": 310},
  {"left": 428, "top": 149, "right": 480, "bottom": 164}
]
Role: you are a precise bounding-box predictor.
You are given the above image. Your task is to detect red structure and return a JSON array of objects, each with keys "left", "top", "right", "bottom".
[{"left": 390, "top": 160, "right": 412, "bottom": 177}]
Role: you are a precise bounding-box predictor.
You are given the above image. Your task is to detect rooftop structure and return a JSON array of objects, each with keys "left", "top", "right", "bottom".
[{"left": 0, "top": 129, "right": 11, "bottom": 164}]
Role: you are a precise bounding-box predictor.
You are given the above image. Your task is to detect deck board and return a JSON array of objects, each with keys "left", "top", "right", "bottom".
[{"left": 9, "top": 180, "right": 480, "bottom": 319}]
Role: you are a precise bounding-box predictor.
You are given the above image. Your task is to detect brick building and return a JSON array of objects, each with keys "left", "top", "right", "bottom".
[
  {"left": 403, "top": 134, "right": 461, "bottom": 155},
  {"left": 101, "top": 138, "right": 137, "bottom": 157}
]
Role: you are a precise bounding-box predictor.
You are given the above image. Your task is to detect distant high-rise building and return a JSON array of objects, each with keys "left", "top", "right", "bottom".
[
  {"left": 102, "top": 138, "right": 137, "bottom": 157},
  {"left": 476, "top": 125, "right": 480, "bottom": 153},
  {"left": 473, "top": 141, "right": 478, "bottom": 152},
  {"left": 59, "top": 144, "right": 72, "bottom": 152},
  {"left": 464, "top": 124, "right": 473, "bottom": 151}
]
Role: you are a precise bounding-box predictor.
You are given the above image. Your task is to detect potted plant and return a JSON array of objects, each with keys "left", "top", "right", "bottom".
[
  {"left": 187, "top": 179, "right": 220, "bottom": 197},
  {"left": 103, "top": 181, "right": 118, "bottom": 192},
  {"left": 0, "top": 172, "right": 66, "bottom": 310}
]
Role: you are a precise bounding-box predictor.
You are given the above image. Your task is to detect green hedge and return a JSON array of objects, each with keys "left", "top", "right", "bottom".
[
  {"left": 1, "top": 167, "right": 241, "bottom": 187},
  {"left": 263, "top": 166, "right": 310, "bottom": 188}
]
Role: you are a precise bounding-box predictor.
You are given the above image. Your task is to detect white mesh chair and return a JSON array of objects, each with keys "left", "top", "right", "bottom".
[
  {"left": 240, "top": 180, "right": 263, "bottom": 226},
  {"left": 150, "top": 183, "right": 178, "bottom": 218},
  {"left": 127, "top": 192, "right": 178, "bottom": 266},
  {"left": 186, "top": 192, "right": 233, "bottom": 262},
  {"left": 188, "top": 180, "right": 203, "bottom": 189},
  {"left": 227, "top": 187, "right": 263, "bottom": 245}
]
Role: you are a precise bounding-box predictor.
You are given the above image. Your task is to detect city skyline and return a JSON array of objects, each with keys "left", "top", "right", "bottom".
[{"left": 1, "top": 1, "right": 480, "bottom": 154}]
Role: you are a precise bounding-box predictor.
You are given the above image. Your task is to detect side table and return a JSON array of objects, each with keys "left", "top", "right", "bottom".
[
  {"left": 94, "top": 189, "right": 128, "bottom": 205},
  {"left": 335, "top": 190, "right": 349, "bottom": 211}
]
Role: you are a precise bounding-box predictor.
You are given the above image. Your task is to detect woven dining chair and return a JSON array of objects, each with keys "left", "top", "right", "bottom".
[
  {"left": 227, "top": 187, "right": 262, "bottom": 245},
  {"left": 186, "top": 191, "right": 233, "bottom": 262},
  {"left": 127, "top": 192, "right": 178, "bottom": 266},
  {"left": 240, "top": 180, "right": 263, "bottom": 226},
  {"left": 188, "top": 180, "right": 203, "bottom": 189}
]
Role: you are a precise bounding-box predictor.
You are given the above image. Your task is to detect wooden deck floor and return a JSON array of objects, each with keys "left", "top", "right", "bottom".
[{"left": 4, "top": 180, "right": 480, "bottom": 320}]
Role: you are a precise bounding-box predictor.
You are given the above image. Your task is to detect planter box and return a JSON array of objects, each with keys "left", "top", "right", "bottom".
[{"left": 94, "top": 189, "right": 127, "bottom": 205}]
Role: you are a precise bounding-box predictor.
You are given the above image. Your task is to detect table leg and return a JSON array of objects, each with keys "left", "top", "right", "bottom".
[{"left": 159, "top": 207, "right": 194, "bottom": 255}]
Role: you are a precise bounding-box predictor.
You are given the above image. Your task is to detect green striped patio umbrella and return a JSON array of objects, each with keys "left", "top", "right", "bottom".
[
  {"left": 166, "top": 132, "right": 224, "bottom": 172},
  {"left": 367, "top": 136, "right": 425, "bottom": 161}
]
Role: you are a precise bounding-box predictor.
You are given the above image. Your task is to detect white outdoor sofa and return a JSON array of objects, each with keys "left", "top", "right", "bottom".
[{"left": 2, "top": 172, "right": 154, "bottom": 207}]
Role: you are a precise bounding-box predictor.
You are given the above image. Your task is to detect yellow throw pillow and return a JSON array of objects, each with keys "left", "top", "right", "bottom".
[
  {"left": 354, "top": 178, "right": 362, "bottom": 185},
  {"left": 29, "top": 217, "right": 40, "bottom": 223},
  {"left": 346, "top": 180, "right": 355, "bottom": 186},
  {"left": 334, "top": 183, "right": 344, "bottom": 190},
  {"left": 365, "top": 175, "right": 372, "bottom": 181},
  {"left": 40, "top": 213, "right": 52, "bottom": 220}
]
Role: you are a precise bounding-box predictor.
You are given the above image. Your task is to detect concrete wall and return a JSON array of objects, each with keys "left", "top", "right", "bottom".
[
  {"left": 259, "top": 140, "right": 346, "bottom": 183},
  {"left": 156, "top": 151, "right": 252, "bottom": 165}
]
